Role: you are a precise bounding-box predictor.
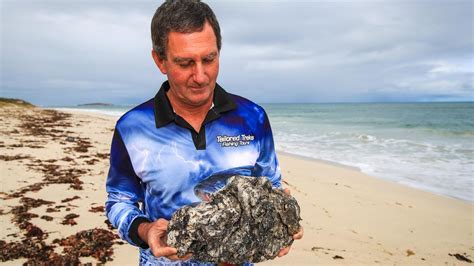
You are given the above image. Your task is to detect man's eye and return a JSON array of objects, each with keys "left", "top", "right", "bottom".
[
  {"left": 179, "top": 62, "right": 192, "bottom": 68},
  {"left": 203, "top": 58, "right": 214, "bottom": 64}
]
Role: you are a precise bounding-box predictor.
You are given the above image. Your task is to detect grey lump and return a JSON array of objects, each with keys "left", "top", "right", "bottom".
[{"left": 167, "top": 175, "right": 302, "bottom": 264}]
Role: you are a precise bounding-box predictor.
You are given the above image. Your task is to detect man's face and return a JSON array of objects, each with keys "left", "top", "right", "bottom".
[{"left": 153, "top": 21, "right": 219, "bottom": 108}]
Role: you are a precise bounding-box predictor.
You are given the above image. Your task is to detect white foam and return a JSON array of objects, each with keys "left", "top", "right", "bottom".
[
  {"left": 53, "top": 107, "right": 125, "bottom": 118},
  {"left": 357, "top": 134, "right": 377, "bottom": 142},
  {"left": 274, "top": 129, "right": 474, "bottom": 203}
]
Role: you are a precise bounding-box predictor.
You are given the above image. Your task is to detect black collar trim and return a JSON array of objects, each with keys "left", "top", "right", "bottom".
[{"left": 153, "top": 81, "right": 237, "bottom": 128}]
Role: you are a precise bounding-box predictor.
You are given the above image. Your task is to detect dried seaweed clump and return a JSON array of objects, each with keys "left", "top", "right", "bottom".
[{"left": 167, "top": 175, "right": 301, "bottom": 264}]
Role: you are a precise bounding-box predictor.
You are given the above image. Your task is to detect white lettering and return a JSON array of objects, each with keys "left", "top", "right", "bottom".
[{"left": 217, "top": 134, "right": 255, "bottom": 147}]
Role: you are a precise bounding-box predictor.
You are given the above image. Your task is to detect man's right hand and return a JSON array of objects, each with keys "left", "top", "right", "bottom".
[{"left": 137, "top": 218, "right": 192, "bottom": 261}]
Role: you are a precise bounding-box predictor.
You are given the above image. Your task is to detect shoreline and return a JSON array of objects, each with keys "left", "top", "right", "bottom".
[
  {"left": 56, "top": 107, "right": 474, "bottom": 204},
  {"left": 277, "top": 150, "right": 474, "bottom": 204},
  {"left": 51, "top": 107, "right": 123, "bottom": 119},
  {"left": 277, "top": 150, "right": 362, "bottom": 172}
]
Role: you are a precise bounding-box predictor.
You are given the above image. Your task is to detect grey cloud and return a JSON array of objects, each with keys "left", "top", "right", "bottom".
[{"left": 1, "top": 0, "right": 472, "bottom": 105}]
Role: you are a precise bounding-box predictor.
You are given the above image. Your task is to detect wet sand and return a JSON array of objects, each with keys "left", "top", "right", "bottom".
[{"left": 0, "top": 103, "right": 472, "bottom": 265}]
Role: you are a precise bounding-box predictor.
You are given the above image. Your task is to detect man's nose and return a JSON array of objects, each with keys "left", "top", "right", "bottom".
[{"left": 192, "top": 63, "right": 207, "bottom": 85}]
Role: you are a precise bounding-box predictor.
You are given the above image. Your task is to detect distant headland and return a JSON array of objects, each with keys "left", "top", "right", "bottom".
[{"left": 0, "top": 97, "right": 35, "bottom": 107}]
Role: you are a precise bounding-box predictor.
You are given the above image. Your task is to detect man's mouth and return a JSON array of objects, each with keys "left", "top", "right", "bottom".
[{"left": 189, "top": 85, "right": 209, "bottom": 91}]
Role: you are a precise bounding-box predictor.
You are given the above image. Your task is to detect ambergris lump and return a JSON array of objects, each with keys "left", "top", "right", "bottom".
[{"left": 167, "top": 175, "right": 301, "bottom": 264}]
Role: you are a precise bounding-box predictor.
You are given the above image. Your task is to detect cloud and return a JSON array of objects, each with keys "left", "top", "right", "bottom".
[{"left": 1, "top": 0, "right": 473, "bottom": 105}]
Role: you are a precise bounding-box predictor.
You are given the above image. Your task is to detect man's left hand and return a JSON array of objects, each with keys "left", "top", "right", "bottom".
[
  {"left": 278, "top": 226, "right": 304, "bottom": 257},
  {"left": 278, "top": 187, "right": 304, "bottom": 257}
]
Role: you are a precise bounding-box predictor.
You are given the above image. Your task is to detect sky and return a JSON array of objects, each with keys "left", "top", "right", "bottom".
[{"left": 1, "top": 0, "right": 473, "bottom": 106}]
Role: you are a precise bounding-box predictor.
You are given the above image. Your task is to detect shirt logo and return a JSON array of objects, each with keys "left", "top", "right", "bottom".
[{"left": 217, "top": 134, "right": 255, "bottom": 147}]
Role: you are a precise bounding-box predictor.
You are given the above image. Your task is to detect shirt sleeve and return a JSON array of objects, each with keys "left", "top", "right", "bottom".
[
  {"left": 105, "top": 128, "right": 149, "bottom": 246},
  {"left": 252, "top": 109, "right": 282, "bottom": 188}
]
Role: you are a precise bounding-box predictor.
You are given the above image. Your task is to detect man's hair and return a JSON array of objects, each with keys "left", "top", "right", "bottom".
[{"left": 151, "top": 0, "right": 222, "bottom": 60}]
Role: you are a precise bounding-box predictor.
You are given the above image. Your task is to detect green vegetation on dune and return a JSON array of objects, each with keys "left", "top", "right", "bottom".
[{"left": 0, "top": 98, "right": 35, "bottom": 108}]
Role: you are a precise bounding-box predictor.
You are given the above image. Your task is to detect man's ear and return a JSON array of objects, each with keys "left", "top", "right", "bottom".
[{"left": 151, "top": 50, "right": 167, "bottom": 74}]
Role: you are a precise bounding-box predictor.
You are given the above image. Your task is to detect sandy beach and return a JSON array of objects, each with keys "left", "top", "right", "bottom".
[{"left": 1, "top": 102, "right": 472, "bottom": 265}]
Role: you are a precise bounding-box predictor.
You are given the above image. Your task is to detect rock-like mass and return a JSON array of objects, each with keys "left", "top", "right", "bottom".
[{"left": 167, "top": 175, "right": 301, "bottom": 264}]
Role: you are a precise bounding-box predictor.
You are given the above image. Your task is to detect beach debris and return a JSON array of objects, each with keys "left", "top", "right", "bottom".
[
  {"left": 1, "top": 228, "right": 118, "bottom": 264},
  {"left": 167, "top": 175, "right": 301, "bottom": 264},
  {"left": 0, "top": 154, "right": 32, "bottom": 161},
  {"left": 62, "top": 213, "right": 80, "bottom": 225},
  {"left": 333, "top": 255, "right": 344, "bottom": 259},
  {"left": 10, "top": 197, "right": 53, "bottom": 228},
  {"left": 8, "top": 143, "right": 24, "bottom": 148},
  {"left": 86, "top": 158, "right": 100, "bottom": 165},
  {"left": 104, "top": 219, "right": 115, "bottom": 230},
  {"left": 61, "top": 195, "right": 81, "bottom": 203},
  {"left": 66, "top": 136, "right": 75, "bottom": 142},
  {"left": 0, "top": 105, "right": 121, "bottom": 264},
  {"left": 406, "top": 249, "right": 415, "bottom": 256},
  {"left": 89, "top": 206, "right": 105, "bottom": 213},
  {"left": 25, "top": 224, "right": 45, "bottom": 238},
  {"left": 96, "top": 152, "right": 110, "bottom": 159},
  {"left": 73, "top": 138, "right": 93, "bottom": 153},
  {"left": 449, "top": 253, "right": 472, "bottom": 263},
  {"left": 46, "top": 207, "right": 60, "bottom": 213},
  {"left": 6, "top": 197, "right": 55, "bottom": 242},
  {"left": 61, "top": 156, "right": 74, "bottom": 161},
  {"left": 25, "top": 144, "right": 44, "bottom": 149},
  {"left": 40, "top": 215, "right": 54, "bottom": 221},
  {"left": 5, "top": 183, "right": 45, "bottom": 199},
  {"left": 21, "top": 197, "right": 55, "bottom": 208},
  {"left": 19, "top": 109, "right": 72, "bottom": 138},
  {"left": 50, "top": 128, "right": 64, "bottom": 133},
  {"left": 37, "top": 163, "right": 85, "bottom": 190},
  {"left": 54, "top": 228, "right": 118, "bottom": 263},
  {"left": 0, "top": 239, "right": 54, "bottom": 262}
]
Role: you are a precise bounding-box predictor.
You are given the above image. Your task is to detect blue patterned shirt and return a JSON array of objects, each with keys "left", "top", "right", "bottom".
[{"left": 105, "top": 81, "right": 281, "bottom": 265}]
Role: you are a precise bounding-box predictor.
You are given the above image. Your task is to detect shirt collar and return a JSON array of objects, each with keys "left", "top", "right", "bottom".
[{"left": 153, "top": 80, "right": 237, "bottom": 128}]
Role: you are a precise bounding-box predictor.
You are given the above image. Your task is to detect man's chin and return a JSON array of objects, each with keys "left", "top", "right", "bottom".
[
  {"left": 186, "top": 89, "right": 213, "bottom": 106},
  {"left": 189, "top": 99, "right": 212, "bottom": 107},
  {"left": 183, "top": 94, "right": 213, "bottom": 107}
]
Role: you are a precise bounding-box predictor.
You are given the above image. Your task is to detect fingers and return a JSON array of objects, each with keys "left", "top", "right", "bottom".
[
  {"left": 278, "top": 246, "right": 291, "bottom": 257},
  {"left": 145, "top": 218, "right": 180, "bottom": 259},
  {"left": 156, "top": 218, "right": 170, "bottom": 228},
  {"left": 179, "top": 253, "right": 193, "bottom": 261},
  {"left": 282, "top": 188, "right": 291, "bottom": 196},
  {"left": 293, "top": 226, "right": 304, "bottom": 240},
  {"left": 167, "top": 253, "right": 192, "bottom": 261},
  {"left": 152, "top": 246, "right": 178, "bottom": 258},
  {"left": 276, "top": 225, "right": 303, "bottom": 259},
  {"left": 166, "top": 255, "right": 182, "bottom": 261}
]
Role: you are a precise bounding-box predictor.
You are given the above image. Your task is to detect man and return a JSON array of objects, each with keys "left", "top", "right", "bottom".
[{"left": 105, "top": 0, "right": 303, "bottom": 264}]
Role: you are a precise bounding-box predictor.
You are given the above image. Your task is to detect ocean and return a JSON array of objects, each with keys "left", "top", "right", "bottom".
[{"left": 55, "top": 102, "right": 474, "bottom": 202}]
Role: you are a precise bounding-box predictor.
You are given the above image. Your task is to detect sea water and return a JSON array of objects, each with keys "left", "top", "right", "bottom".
[
  {"left": 55, "top": 102, "right": 474, "bottom": 202},
  {"left": 263, "top": 102, "right": 474, "bottom": 202}
]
